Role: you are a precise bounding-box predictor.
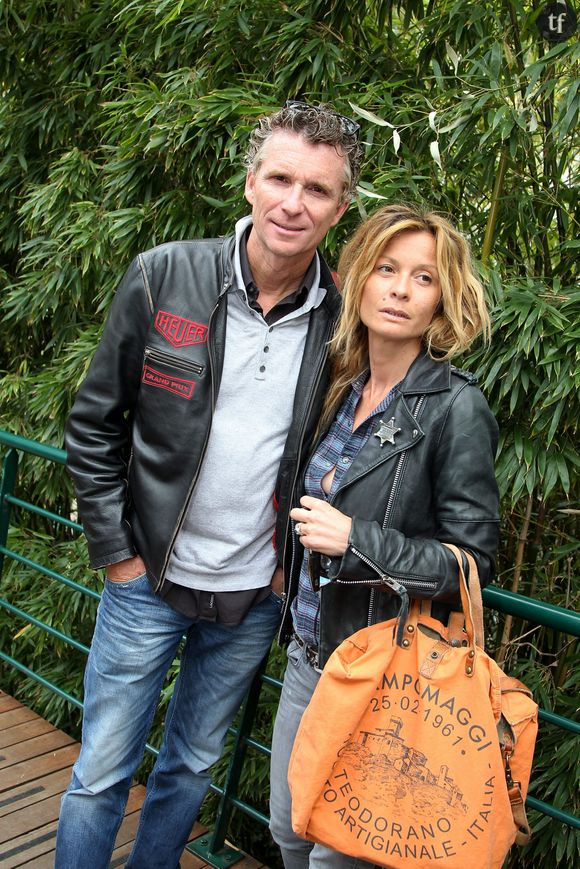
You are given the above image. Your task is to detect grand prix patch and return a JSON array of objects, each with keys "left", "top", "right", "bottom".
[
  {"left": 155, "top": 310, "right": 208, "bottom": 347},
  {"left": 141, "top": 364, "right": 195, "bottom": 399}
]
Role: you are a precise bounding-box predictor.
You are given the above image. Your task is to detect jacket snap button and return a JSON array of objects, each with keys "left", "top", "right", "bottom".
[
  {"left": 430, "top": 650, "right": 439, "bottom": 659},
  {"left": 466, "top": 666, "right": 473, "bottom": 675},
  {"left": 468, "top": 649, "right": 475, "bottom": 658},
  {"left": 402, "top": 639, "right": 410, "bottom": 647},
  {"left": 407, "top": 624, "right": 415, "bottom": 633}
]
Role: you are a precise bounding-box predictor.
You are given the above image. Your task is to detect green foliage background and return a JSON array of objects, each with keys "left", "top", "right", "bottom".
[{"left": 0, "top": 1, "right": 578, "bottom": 866}]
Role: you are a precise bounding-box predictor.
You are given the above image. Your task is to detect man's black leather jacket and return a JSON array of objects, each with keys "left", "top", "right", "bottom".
[
  {"left": 65, "top": 234, "right": 341, "bottom": 594},
  {"left": 279, "top": 351, "right": 500, "bottom": 667}
]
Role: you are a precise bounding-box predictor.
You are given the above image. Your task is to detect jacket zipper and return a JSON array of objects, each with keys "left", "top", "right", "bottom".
[
  {"left": 365, "top": 394, "right": 428, "bottom": 625},
  {"left": 318, "top": 395, "right": 430, "bottom": 649},
  {"left": 338, "top": 547, "right": 435, "bottom": 597},
  {"left": 154, "top": 286, "right": 227, "bottom": 591},
  {"left": 279, "top": 342, "right": 330, "bottom": 633},
  {"left": 144, "top": 346, "right": 204, "bottom": 376}
]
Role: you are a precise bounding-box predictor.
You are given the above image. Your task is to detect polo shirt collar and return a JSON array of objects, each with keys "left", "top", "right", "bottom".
[{"left": 232, "top": 216, "right": 326, "bottom": 315}]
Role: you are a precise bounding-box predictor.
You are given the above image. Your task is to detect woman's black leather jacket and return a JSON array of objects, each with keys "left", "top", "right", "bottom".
[
  {"left": 65, "top": 233, "right": 341, "bottom": 594},
  {"left": 279, "top": 351, "right": 500, "bottom": 667}
]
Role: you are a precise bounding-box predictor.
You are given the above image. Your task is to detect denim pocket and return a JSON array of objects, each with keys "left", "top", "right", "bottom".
[
  {"left": 268, "top": 590, "right": 284, "bottom": 608},
  {"left": 105, "top": 571, "right": 148, "bottom": 589},
  {"left": 286, "top": 637, "right": 301, "bottom": 667}
]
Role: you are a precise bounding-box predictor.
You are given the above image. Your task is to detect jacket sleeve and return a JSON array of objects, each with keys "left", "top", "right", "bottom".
[
  {"left": 65, "top": 255, "right": 154, "bottom": 568},
  {"left": 328, "top": 384, "right": 500, "bottom": 602}
]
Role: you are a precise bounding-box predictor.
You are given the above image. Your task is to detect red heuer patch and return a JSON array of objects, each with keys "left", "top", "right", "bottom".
[
  {"left": 142, "top": 364, "right": 196, "bottom": 400},
  {"left": 155, "top": 310, "right": 208, "bottom": 347}
]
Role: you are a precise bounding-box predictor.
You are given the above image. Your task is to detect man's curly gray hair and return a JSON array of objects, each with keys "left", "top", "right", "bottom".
[{"left": 245, "top": 102, "right": 362, "bottom": 204}]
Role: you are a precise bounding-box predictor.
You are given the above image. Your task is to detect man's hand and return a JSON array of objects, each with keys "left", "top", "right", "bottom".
[
  {"left": 270, "top": 565, "right": 285, "bottom": 596},
  {"left": 290, "top": 496, "right": 352, "bottom": 556},
  {"left": 106, "top": 555, "right": 146, "bottom": 583}
]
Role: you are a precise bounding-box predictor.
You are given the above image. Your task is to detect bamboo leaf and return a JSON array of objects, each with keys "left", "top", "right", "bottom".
[
  {"left": 438, "top": 114, "right": 470, "bottom": 134},
  {"left": 349, "top": 103, "right": 393, "bottom": 128},
  {"left": 431, "top": 59, "right": 444, "bottom": 86},
  {"left": 556, "top": 455, "right": 570, "bottom": 495},
  {"left": 445, "top": 41, "right": 460, "bottom": 74},
  {"left": 356, "top": 185, "right": 389, "bottom": 200},
  {"left": 429, "top": 140, "right": 442, "bottom": 169},
  {"left": 543, "top": 459, "right": 559, "bottom": 500}
]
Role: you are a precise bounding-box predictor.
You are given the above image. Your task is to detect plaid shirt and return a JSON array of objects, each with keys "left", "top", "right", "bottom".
[{"left": 291, "top": 373, "right": 399, "bottom": 647}]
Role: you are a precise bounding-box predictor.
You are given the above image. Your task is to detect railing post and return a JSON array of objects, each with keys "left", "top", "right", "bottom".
[
  {"left": 0, "top": 448, "right": 18, "bottom": 580},
  {"left": 187, "top": 654, "right": 269, "bottom": 867}
]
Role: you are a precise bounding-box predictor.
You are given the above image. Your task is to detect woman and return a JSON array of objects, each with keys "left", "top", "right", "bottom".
[{"left": 270, "top": 204, "right": 499, "bottom": 869}]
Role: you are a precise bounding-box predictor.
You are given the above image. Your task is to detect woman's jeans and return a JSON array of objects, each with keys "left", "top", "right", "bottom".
[
  {"left": 55, "top": 573, "right": 282, "bottom": 869},
  {"left": 270, "top": 639, "right": 375, "bottom": 869}
]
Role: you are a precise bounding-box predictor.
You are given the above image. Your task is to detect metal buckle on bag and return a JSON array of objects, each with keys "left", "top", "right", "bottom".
[
  {"left": 504, "top": 751, "right": 521, "bottom": 791},
  {"left": 293, "top": 632, "right": 321, "bottom": 672}
]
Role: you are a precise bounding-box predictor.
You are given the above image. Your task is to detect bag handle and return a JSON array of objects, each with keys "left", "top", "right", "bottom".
[
  {"left": 404, "top": 547, "right": 484, "bottom": 651},
  {"left": 442, "top": 544, "right": 485, "bottom": 646},
  {"left": 414, "top": 549, "right": 534, "bottom": 843},
  {"left": 416, "top": 602, "right": 465, "bottom": 646},
  {"left": 436, "top": 545, "right": 485, "bottom": 679}
]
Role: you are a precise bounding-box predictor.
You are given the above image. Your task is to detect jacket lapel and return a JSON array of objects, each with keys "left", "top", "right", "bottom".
[
  {"left": 335, "top": 394, "right": 424, "bottom": 493},
  {"left": 333, "top": 353, "right": 451, "bottom": 493}
]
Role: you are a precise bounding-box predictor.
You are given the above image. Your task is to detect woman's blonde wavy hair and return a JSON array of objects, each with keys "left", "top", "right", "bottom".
[{"left": 320, "top": 203, "right": 491, "bottom": 430}]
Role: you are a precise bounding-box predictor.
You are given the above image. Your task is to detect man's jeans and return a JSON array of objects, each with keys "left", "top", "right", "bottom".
[
  {"left": 270, "top": 639, "right": 375, "bottom": 869},
  {"left": 55, "top": 573, "right": 282, "bottom": 869}
]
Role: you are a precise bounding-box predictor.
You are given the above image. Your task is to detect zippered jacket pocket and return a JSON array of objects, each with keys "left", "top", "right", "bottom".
[
  {"left": 143, "top": 346, "right": 205, "bottom": 375},
  {"left": 141, "top": 346, "right": 205, "bottom": 401}
]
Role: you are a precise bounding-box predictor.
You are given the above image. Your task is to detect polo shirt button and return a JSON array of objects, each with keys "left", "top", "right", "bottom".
[
  {"left": 264, "top": 346, "right": 269, "bottom": 352},
  {"left": 259, "top": 365, "right": 266, "bottom": 372}
]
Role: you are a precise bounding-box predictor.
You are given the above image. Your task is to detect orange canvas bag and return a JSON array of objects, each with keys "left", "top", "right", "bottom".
[{"left": 288, "top": 545, "right": 538, "bottom": 869}]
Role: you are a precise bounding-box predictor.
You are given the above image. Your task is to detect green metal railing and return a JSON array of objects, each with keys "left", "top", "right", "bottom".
[{"left": 1, "top": 429, "right": 579, "bottom": 866}]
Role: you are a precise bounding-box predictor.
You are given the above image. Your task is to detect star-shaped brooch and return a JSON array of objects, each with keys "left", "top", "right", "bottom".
[{"left": 374, "top": 417, "right": 401, "bottom": 447}]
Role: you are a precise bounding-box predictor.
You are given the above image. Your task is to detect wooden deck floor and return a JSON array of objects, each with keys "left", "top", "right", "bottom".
[{"left": 0, "top": 691, "right": 266, "bottom": 868}]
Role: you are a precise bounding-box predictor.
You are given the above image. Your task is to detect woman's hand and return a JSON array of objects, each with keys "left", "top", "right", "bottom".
[{"left": 290, "top": 495, "right": 352, "bottom": 556}]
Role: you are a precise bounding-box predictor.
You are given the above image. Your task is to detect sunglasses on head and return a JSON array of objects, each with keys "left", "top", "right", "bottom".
[{"left": 284, "top": 100, "right": 360, "bottom": 137}]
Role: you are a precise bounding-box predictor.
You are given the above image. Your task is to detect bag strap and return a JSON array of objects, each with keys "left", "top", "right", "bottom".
[
  {"left": 447, "top": 611, "right": 466, "bottom": 645},
  {"left": 411, "top": 548, "right": 483, "bottom": 672},
  {"left": 500, "top": 674, "right": 534, "bottom": 698},
  {"left": 503, "top": 738, "right": 533, "bottom": 845},
  {"left": 496, "top": 680, "right": 535, "bottom": 843},
  {"left": 414, "top": 598, "right": 466, "bottom": 650},
  {"left": 442, "top": 544, "right": 485, "bottom": 649},
  {"left": 431, "top": 548, "right": 534, "bottom": 843},
  {"left": 510, "top": 785, "right": 533, "bottom": 845},
  {"left": 462, "top": 549, "right": 485, "bottom": 645}
]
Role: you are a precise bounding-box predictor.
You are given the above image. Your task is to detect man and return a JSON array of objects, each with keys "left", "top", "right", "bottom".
[{"left": 56, "top": 101, "right": 362, "bottom": 868}]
